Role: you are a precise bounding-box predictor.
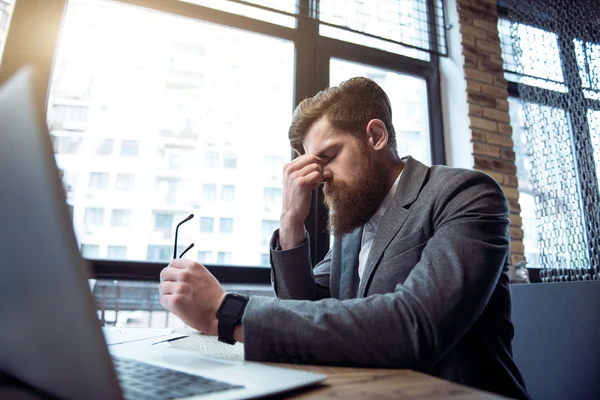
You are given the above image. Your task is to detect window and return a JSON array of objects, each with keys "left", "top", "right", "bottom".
[
  {"left": 261, "top": 220, "right": 279, "bottom": 245},
  {"left": 120, "top": 140, "right": 140, "bottom": 157},
  {"left": 217, "top": 251, "right": 232, "bottom": 264},
  {"left": 115, "top": 174, "right": 135, "bottom": 191},
  {"left": 51, "top": 136, "right": 82, "bottom": 154},
  {"left": 155, "top": 212, "right": 173, "bottom": 230},
  {"left": 110, "top": 209, "right": 131, "bottom": 227},
  {"left": 96, "top": 139, "right": 114, "bottom": 155},
  {"left": 221, "top": 185, "right": 235, "bottom": 201},
  {"left": 89, "top": 172, "right": 109, "bottom": 190},
  {"left": 499, "top": 8, "right": 600, "bottom": 277},
  {"left": 51, "top": 104, "right": 89, "bottom": 130},
  {"left": 107, "top": 245, "right": 127, "bottom": 259},
  {"left": 147, "top": 245, "right": 171, "bottom": 262},
  {"left": 508, "top": 98, "right": 540, "bottom": 267},
  {"left": 263, "top": 187, "right": 282, "bottom": 203},
  {"left": 222, "top": 153, "right": 237, "bottom": 169},
  {"left": 83, "top": 207, "right": 104, "bottom": 227},
  {"left": 198, "top": 251, "right": 213, "bottom": 263},
  {"left": 202, "top": 184, "right": 217, "bottom": 201},
  {"left": 81, "top": 244, "right": 100, "bottom": 258},
  {"left": 44, "top": 0, "right": 443, "bottom": 269},
  {"left": 260, "top": 253, "right": 270, "bottom": 266},
  {"left": 219, "top": 218, "right": 234, "bottom": 234},
  {"left": 156, "top": 178, "right": 178, "bottom": 204},
  {"left": 199, "top": 217, "right": 214, "bottom": 233},
  {"left": 204, "top": 152, "right": 218, "bottom": 168}
]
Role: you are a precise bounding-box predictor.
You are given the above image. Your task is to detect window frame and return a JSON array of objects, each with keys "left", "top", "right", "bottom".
[{"left": 3, "top": 0, "right": 446, "bottom": 283}]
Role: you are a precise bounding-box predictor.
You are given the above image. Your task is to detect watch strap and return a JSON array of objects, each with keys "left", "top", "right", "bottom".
[{"left": 217, "top": 316, "right": 237, "bottom": 345}]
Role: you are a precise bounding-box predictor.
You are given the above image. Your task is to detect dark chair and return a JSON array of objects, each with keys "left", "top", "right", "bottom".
[{"left": 510, "top": 280, "right": 600, "bottom": 400}]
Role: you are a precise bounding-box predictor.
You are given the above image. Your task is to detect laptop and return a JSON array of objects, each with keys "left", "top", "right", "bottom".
[{"left": 0, "top": 65, "right": 326, "bottom": 400}]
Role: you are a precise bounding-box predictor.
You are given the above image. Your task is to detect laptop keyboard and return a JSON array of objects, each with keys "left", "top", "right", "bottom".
[{"left": 112, "top": 356, "right": 244, "bottom": 400}]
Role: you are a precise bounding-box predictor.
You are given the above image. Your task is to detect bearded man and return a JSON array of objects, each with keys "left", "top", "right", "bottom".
[{"left": 159, "top": 77, "right": 530, "bottom": 399}]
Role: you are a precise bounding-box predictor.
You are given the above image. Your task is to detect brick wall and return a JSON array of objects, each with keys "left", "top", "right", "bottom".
[{"left": 456, "top": 0, "right": 525, "bottom": 266}]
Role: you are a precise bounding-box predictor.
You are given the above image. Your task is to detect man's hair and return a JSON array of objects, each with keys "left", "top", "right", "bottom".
[{"left": 288, "top": 77, "right": 397, "bottom": 156}]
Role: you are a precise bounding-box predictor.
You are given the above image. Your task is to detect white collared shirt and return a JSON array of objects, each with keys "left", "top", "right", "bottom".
[{"left": 358, "top": 172, "right": 402, "bottom": 280}]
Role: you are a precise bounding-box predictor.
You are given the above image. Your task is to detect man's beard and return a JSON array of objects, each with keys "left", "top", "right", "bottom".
[{"left": 323, "top": 145, "right": 389, "bottom": 236}]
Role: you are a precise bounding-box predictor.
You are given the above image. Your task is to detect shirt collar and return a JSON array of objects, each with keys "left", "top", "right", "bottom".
[{"left": 364, "top": 171, "right": 402, "bottom": 232}]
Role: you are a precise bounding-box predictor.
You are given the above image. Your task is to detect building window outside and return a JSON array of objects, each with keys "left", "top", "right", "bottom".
[
  {"left": 107, "top": 245, "right": 127, "bottom": 259},
  {"left": 202, "top": 184, "right": 217, "bottom": 201},
  {"left": 89, "top": 172, "right": 109, "bottom": 190},
  {"left": 51, "top": 136, "right": 82, "bottom": 154},
  {"left": 110, "top": 209, "right": 131, "bottom": 227},
  {"left": 156, "top": 178, "right": 178, "bottom": 204},
  {"left": 222, "top": 153, "right": 237, "bottom": 169},
  {"left": 217, "top": 251, "right": 232, "bottom": 264},
  {"left": 260, "top": 253, "right": 270, "bottom": 266},
  {"left": 198, "top": 251, "right": 212, "bottom": 263},
  {"left": 147, "top": 245, "right": 171, "bottom": 261},
  {"left": 261, "top": 219, "right": 279, "bottom": 245},
  {"left": 120, "top": 140, "right": 140, "bottom": 157},
  {"left": 83, "top": 207, "right": 104, "bottom": 227},
  {"left": 51, "top": 104, "right": 89, "bottom": 130},
  {"left": 96, "top": 139, "right": 114, "bottom": 155},
  {"left": 263, "top": 187, "right": 282, "bottom": 203},
  {"left": 154, "top": 212, "right": 173, "bottom": 230},
  {"left": 199, "top": 217, "right": 214, "bottom": 233},
  {"left": 219, "top": 218, "right": 234, "bottom": 234},
  {"left": 115, "top": 174, "right": 135, "bottom": 191},
  {"left": 221, "top": 185, "right": 235, "bottom": 201},
  {"left": 81, "top": 244, "right": 100, "bottom": 258},
  {"left": 204, "top": 151, "right": 218, "bottom": 168}
]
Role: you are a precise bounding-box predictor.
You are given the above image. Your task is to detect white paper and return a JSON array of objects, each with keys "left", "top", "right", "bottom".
[{"left": 102, "top": 328, "right": 188, "bottom": 346}]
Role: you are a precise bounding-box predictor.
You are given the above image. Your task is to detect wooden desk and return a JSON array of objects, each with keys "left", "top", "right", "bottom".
[{"left": 166, "top": 331, "right": 508, "bottom": 399}]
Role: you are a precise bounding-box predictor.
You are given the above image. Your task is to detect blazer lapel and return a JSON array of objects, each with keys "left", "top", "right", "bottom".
[
  {"left": 357, "top": 157, "right": 429, "bottom": 297},
  {"left": 339, "top": 227, "right": 362, "bottom": 300}
]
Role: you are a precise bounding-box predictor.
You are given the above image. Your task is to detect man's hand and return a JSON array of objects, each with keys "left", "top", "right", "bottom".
[
  {"left": 159, "top": 259, "right": 226, "bottom": 335},
  {"left": 280, "top": 154, "right": 326, "bottom": 250}
]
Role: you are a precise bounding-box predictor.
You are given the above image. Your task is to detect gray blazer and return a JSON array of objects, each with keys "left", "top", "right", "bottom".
[{"left": 242, "top": 157, "right": 529, "bottom": 399}]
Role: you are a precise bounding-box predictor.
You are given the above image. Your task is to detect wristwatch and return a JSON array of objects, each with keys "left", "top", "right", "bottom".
[{"left": 215, "top": 292, "right": 249, "bottom": 345}]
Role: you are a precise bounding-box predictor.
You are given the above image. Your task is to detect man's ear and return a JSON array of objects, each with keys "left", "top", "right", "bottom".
[{"left": 366, "top": 119, "right": 388, "bottom": 150}]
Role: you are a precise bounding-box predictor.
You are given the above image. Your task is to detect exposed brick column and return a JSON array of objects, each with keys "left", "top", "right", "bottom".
[{"left": 456, "top": 0, "right": 525, "bottom": 266}]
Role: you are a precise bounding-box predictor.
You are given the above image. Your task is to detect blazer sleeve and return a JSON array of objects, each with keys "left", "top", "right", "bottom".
[
  {"left": 269, "top": 229, "right": 332, "bottom": 300},
  {"left": 245, "top": 171, "right": 509, "bottom": 368}
]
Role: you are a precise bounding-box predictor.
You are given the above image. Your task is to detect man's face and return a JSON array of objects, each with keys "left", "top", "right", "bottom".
[{"left": 303, "top": 118, "right": 388, "bottom": 236}]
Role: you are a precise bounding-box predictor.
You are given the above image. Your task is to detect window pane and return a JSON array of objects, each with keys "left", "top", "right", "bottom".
[
  {"left": 219, "top": 218, "right": 234, "bottom": 234},
  {"left": 96, "top": 138, "right": 114, "bottom": 155},
  {"left": 110, "top": 209, "right": 131, "bottom": 227},
  {"left": 261, "top": 219, "right": 279, "bottom": 245},
  {"left": 217, "top": 251, "right": 232, "bottom": 264},
  {"left": 107, "top": 245, "right": 127, "bottom": 259},
  {"left": 180, "top": 0, "right": 296, "bottom": 28},
  {"left": 508, "top": 98, "right": 540, "bottom": 266},
  {"left": 221, "top": 185, "right": 235, "bottom": 201},
  {"left": 198, "top": 251, "right": 212, "bottom": 263},
  {"left": 199, "top": 217, "right": 214, "bottom": 233},
  {"left": 318, "top": 0, "right": 433, "bottom": 60},
  {"left": 0, "top": 0, "right": 15, "bottom": 67},
  {"left": 48, "top": 0, "right": 293, "bottom": 265},
  {"left": 120, "top": 140, "right": 139, "bottom": 157},
  {"left": 574, "top": 39, "right": 600, "bottom": 100},
  {"left": 329, "top": 58, "right": 431, "bottom": 164},
  {"left": 498, "top": 18, "right": 566, "bottom": 92},
  {"left": 588, "top": 109, "right": 600, "bottom": 187},
  {"left": 89, "top": 172, "right": 109, "bottom": 190},
  {"left": 115, "top": 174, "right": 135, "bottom": 191},
  {"left": 81, "top": 244, "right": 100, "bottom": 258},
  {"left": 260, "top": 253, "right": 270, "bottom": 266}
]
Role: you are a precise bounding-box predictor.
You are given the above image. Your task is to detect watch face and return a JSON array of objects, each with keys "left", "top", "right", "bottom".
[{"left": 220, "top": 294, "right": 247, "bottom": 318}]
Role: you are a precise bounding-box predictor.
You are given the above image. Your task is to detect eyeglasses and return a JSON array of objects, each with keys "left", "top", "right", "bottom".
[{"left": 174, "top": 213, "right": 194, "bottom": 259}]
